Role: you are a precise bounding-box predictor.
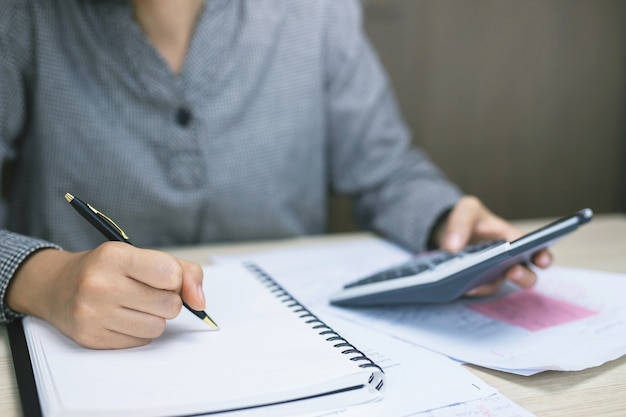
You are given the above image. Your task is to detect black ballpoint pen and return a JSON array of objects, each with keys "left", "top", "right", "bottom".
[{"left": 64, "top": 193, "right": 219, "bottom": 330}]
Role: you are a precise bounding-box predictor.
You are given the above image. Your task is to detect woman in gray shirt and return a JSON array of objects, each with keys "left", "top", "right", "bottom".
[{"left": 0, "top": 0, "right": 550, "bottom": 348}]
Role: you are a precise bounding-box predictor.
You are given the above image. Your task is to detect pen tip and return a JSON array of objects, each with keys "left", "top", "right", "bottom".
[
  {"left": 203, "top": 316, "right": 220, "bottom": 330},
  {"left": 64, "top": 193, "right": 74, "bottom": 203}
]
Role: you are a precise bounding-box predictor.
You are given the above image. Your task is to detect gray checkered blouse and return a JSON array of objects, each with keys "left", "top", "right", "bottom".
[{"left": 0, "top": 0, "right": 461, "bottom": 321}]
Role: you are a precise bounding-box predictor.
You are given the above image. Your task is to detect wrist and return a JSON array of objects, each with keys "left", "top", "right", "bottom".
[{"left": 6, "top": 248, "right": 70, "bottom": 319}]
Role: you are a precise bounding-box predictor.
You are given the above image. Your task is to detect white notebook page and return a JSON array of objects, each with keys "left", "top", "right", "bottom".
[{"left": 23, "top": 263, "right": 384, "bottom": 417}]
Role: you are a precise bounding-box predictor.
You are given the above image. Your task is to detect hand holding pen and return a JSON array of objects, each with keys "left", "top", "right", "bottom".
[
  {"left": 5, "top": 193, "right": 216, "bottom": 350},
  {"left": 64, "top": 193, "right": 218, "bottom": 328}
]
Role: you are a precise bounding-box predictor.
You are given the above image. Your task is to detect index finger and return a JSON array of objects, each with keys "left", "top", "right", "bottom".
[
  {"left": 531, "top": 249, "right": 553, "bottom": 269},
  {"left": 104, "top": 243, "right": 184, "bottom": 291}
]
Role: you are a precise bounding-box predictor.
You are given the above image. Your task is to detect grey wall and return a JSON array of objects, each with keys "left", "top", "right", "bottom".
[{"left": 329, "top": 0, "right": 626, "bottom": 232}]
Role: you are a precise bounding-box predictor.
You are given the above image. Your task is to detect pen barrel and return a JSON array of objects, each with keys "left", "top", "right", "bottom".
[
  {"left": 183, "top": 301, "right": 205, "bottom": 319},
  {"left": 69, "top": 197, "right": 129, "bottom": 242},
  {"left": 88, "top": 215, "right": 128, "bottom": 242}
]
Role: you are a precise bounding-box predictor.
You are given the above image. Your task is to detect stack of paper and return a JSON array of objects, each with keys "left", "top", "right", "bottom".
[{"left": 213, "top": 238, "right": 626, "bottom": 376}]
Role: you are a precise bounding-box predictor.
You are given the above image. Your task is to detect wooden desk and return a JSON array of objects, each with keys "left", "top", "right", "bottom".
[{"left": 1, "top": 214, "right": 625, "bottom": 416}]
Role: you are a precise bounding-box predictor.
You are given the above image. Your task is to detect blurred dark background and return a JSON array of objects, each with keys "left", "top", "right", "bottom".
[{"left": 329, "top": 0, "right": 626, "bottom": 232}]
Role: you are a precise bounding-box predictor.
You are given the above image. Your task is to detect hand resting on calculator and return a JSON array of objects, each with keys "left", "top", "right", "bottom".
[{"left": 329, "top": 208, "right": 593, "bottom": 307}]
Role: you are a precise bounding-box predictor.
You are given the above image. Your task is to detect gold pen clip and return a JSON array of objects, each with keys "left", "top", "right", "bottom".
[{"left": 87, "top": 204, "right": 130, "bottom": 240}]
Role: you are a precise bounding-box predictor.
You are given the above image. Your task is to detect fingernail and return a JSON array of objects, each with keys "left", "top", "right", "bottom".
[
  {"left": 445, "top": 233, "right": 463, "bottom": 251},
  {"left": 538, "top": 252, "right": 552, "bottom": 267},
  {"left": 465, "top": 287, "right": 480, "bottom": 296},
  {"left": 509, "top": 267, "right": 525, "bottom": 283},
  {"left": 197, "top": 285, "right": 206, "bottom": 306}
]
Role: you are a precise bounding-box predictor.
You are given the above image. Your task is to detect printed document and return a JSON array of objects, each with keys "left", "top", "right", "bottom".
[{"left": 213, "top": 237, "right": 626, "bottom": 375}]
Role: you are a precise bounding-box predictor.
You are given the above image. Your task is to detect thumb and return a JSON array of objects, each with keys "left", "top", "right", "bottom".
[
  {"left": 440, "top": 211, "right": 474, "bottom": 252},
  {"left": 179, "top": 259, "right": 206, "bottom": 311}
]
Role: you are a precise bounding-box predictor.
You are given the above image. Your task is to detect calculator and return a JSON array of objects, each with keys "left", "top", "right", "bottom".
[{"left": 329, "top": 208, "right": 593, "bottom": 307}]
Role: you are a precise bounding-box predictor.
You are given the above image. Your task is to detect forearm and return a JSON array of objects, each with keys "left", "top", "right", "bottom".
[
  {"left": 322, "top": 1, "right": 462, "bottom": 251},
  {"left": 355, "top": 165, "right": 462, "bottom": 253}
]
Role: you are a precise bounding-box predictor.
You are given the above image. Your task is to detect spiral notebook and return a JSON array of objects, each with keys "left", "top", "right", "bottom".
[{"left": 8, "top": 263, "right": 385, "bottom": 417}]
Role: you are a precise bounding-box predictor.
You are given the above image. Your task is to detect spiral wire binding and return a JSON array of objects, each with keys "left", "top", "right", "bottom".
[{"left": 244, "top": 262, "right": 385, "bottom": 391}]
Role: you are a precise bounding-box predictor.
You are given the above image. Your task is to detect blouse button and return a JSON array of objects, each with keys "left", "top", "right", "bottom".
[{"left": 175, "top": 107, "right": 192, "bottom": 127}]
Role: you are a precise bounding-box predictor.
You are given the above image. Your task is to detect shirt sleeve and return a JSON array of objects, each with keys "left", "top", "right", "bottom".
[
  {"left": 0, "top": 232, "right": 60, "bottom": 322},
  {"left": 0, "top": 0, "right": 32, "bottom": 156},
  {"left": 0, "top": 1, "right": 60, "bottom": 323},
  {"left": 323, "top": 0, "right": 462, "bottom": 253}
]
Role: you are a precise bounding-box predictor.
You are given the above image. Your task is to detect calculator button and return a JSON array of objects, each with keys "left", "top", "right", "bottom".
[{"left": 342, "top": 240, "right": 505, "bottom": 290}]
